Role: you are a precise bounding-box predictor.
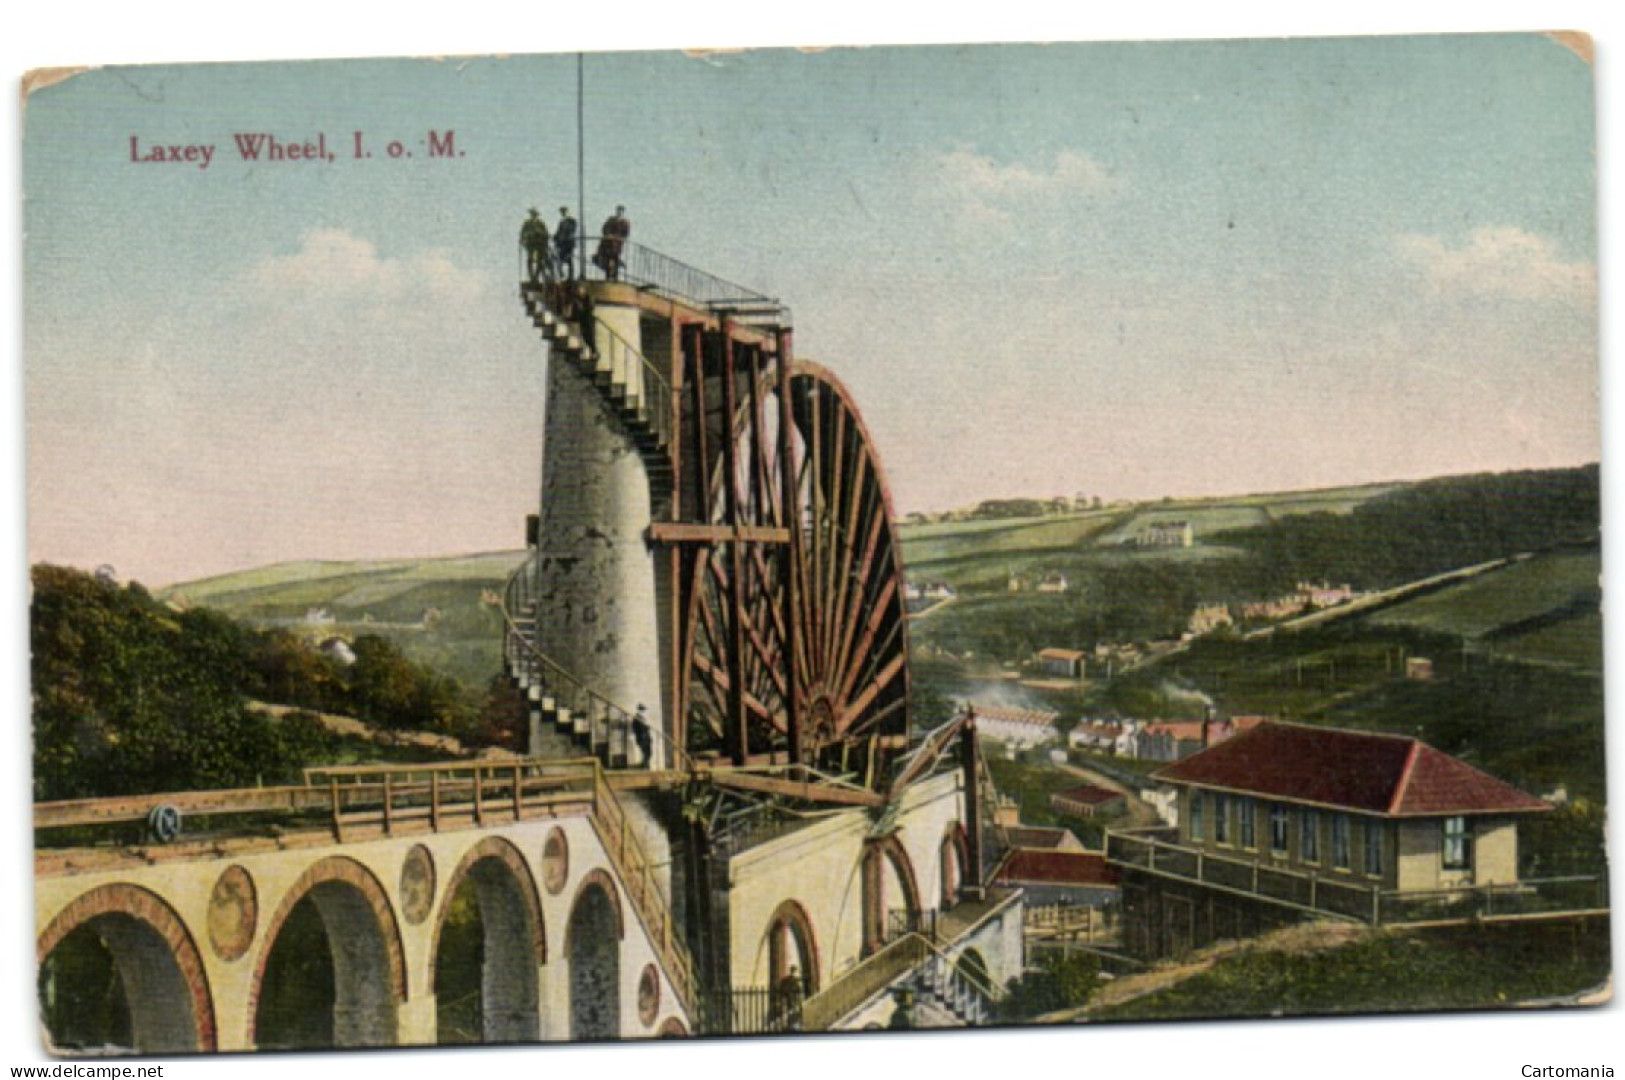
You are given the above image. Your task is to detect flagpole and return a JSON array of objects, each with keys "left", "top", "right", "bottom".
[{"left": 577, "top": 52, "right": 585, "bottom": 280}]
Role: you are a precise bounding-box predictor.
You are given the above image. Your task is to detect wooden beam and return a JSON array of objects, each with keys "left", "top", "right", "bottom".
[
  {"left": 709, "top": 770, "right": 884, "bottom": 808},
  {"left": 649, "top": 522, "right": 791, "bottom": 545},
  {"left": 34, "top": 785, "right": 327, "bottom": 829}
]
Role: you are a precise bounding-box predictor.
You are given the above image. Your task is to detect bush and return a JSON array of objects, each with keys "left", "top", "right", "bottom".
[{"left": 997, "top": 952, "right": 1100, "bottom": 1021}]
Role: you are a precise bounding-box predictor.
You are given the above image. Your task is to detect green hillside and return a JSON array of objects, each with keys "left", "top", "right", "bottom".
[
  {"left": 160, "top": 551, "right": 526, "bottom": 689},
  {"left": 1359, "top": 547, "right": 1603, "bottom": 674}
]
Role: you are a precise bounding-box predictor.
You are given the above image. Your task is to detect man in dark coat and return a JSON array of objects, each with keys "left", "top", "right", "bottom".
[
  {"left": 631, "top": 703, "right": 653, "bottom": 766},
  {"left": 553, "top": 207, "right": 577, "bottom": 279},
  {"left": 595, "top": 204, "right": 631, "bottom": 281},
  {"left": 520, "top": 208, "right": 549, "bottom": 284}
]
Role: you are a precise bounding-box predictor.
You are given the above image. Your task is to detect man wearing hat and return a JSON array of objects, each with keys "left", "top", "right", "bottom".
[
  {"left": 520, "top": 208, "right": 550, "bottom": 284},
  {"left": 553, "top": 207, "right": 578, "bottom": 279},
  {"left": 595, "top": 204, "right": 631, "bottom": 281}
]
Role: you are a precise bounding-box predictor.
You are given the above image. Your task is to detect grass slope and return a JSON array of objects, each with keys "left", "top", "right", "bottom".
[
  {"left": 1367, "top": 548, "right": 1600, "bottom": 641},
  {"left": 1091, "top": 922, "right": 1610, "bottom": 1022}
]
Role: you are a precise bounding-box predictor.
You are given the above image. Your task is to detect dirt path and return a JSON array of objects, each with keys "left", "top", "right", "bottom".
[
  {"left": 1055, "top": 761, "right": 1162, "bottom": 827},
  {"left": 248, "top": 700, "right": 472, "bottom": 757}
]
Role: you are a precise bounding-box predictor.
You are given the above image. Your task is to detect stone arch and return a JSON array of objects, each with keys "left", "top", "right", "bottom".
[
  {"left": 429, "top": 836, "right": 546, "bottom": 1043},
  {"left": 37, "top": 884, "right": 216, "bottom": 1054},
  {"left": 249, "top": 856, "right": 405, "bottom": 1049},
  {"left": 954, "top": 946, "right": 991, "bottom": 992},
  {"left": 565, "top": 870, "right": 624, "bottom": 1040},
  {"left": 764, "top": 898, "right": 821, "bottom": 995},
  {"left": 939, "top": 822, "right": 971, "bottom": 910},
  {"left": 565, "top": 868, "right": 625, "bottom": 942},
  {"left": 861, "top": 835, "right": 922, "bottom": 955},
  {"left": 657, "top": 1016, "right": 690, "bottom": 1037}
]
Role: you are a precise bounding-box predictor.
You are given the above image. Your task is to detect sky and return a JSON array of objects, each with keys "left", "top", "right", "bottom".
[{"left": 23, "top": 36, "right": 1598, "bottom": 588}]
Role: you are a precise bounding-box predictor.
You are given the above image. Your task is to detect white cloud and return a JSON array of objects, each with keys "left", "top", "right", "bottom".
[
  {"left": 1394, "top": 226, "right": 1595, "bottom": 305},
  {"left": 932, "top": 147, "right": 1119, "bottom": 226},
  {"left": 246, "top": 228, "right": 488, "bottom": 312}
]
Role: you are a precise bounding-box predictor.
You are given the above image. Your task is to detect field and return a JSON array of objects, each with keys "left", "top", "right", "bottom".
[
  {"left": 901, "top": 510, "right": 1125, "bottom": 569},
  {"left": 1365, "top": 548, "right": 1600, "bottom": 640}
]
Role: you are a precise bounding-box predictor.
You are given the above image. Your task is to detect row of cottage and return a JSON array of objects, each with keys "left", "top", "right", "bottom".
[{"left": 969, "top": 703, "right": 1265, "bottom": 763}]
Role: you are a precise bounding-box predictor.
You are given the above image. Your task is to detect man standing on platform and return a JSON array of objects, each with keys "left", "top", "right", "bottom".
[
  {"left": 554, "top": 206, "right": 578, "bottom": 279},
  {"left": 520, "top": 208, "right": 550, "bottom": 284},
  {"left": 595, "top": 204, "right": 631, "bottom": 281}
]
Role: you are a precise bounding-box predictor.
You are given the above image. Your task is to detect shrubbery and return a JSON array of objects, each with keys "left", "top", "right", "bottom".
[{"left": 31, "top": 565, "right": 505, "bottom": 801}]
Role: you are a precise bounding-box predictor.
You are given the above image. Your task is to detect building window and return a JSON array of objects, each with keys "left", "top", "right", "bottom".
[
  {"left": 1269, "top": 804, "right": 1289, "bottom": 855},
  {"left": 1364, "top": 822, "right": 1383, "bottom": 876},
  {"left": 1189, "top": 790, "right": 1205, "bottom": 842},
  {"left": 1300, "top": 809, "right": 1320, "bottom": 863},
  {"left": 1213, "top": 793, "right": 1229, "bottom": 844},
  {"left": 1442, "top": 816, "right": 1472, "bottom": 870},
  {"left": 1331, "top": 814, "right": 1351, "bottom": 869},
  {"left": 1239, "top": 798, "right": 1255, "bottom": 849}
]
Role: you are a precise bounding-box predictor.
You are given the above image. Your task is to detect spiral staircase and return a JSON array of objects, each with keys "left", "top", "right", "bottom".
[{"left": 502, "top": 281, "right": 679, "bottom": 771}]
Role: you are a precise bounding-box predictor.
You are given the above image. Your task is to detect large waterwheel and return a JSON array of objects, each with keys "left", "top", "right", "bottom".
[{"left": 663, "top": 322, "right": 910, "bottom": 785}]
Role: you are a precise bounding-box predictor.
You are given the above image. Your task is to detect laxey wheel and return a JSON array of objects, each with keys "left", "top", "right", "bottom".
[{"left": 678, "top": 355, "right": 910, "bottom": 783}]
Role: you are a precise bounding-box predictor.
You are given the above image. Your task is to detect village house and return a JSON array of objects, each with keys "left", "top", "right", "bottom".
[
  {"left": 1034, "top": 572, "right": 1069, "bottom": 594},
  {"left": 1187, "top": 603, "right": 1234, "bottom": 636},
  {"left": 995, "top": 849, "right": 1121, "bottom": 910},
  {"left": 1002, "top": 825, "right": 1087, "bottom": 854},
  {"left": 1108, "top": 721, "right": 1555, "bottom": 959},
  {"left": 1132, "top": 714, "right": 1266, "bottom": 762},
  {"left": 1050, "top": 784, "right": 1126, "bottom": 818},
  {"left": 1300, "top": 581, "right": 1358, "bottom": 608},
  {"left": 1135, "top": 520, "right": 1194, "bottom": 548},
  {"left": 1068, "top": 719, "right": 1134, "bottom": 755},
  {"left": 1036, "top": 648, "right": 1087, "bottom": 679}
]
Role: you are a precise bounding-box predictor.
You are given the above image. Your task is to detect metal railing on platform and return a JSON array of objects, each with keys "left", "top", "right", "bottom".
[
  {"left": 583, "top": 238, "right": 787, "bottom": 322},
  {"left": 1107, "top": 827, "right": 1610, "bottom": 927}
]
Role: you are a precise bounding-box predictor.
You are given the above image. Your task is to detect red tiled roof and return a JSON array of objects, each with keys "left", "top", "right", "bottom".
[
  {"left": 996, "top": 850, "right": 1120, "bottom": 888},
  {"left": 1005, "top": 826, "right": 1074, "bottom": 849},
  {"left": 1153, "top": 722, "right": 1550, "bottom": 816},
  {"left": 1144, "top": 721, "right": 1207, "bottom": 741},
  {"left": 1054, "top": 784, "right": 1122, "bottom": 805}
]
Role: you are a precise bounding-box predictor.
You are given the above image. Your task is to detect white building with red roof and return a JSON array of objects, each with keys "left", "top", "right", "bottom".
[{"left": 1107, "top": 721, "right": 1570, "bottom": 959}]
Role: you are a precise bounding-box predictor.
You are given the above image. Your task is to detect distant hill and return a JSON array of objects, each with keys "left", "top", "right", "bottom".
[
  {"left": 160, "top": 550, "right": 527, "bottom": 690},
  {"left": 1208, "top": 465, "right": 1599, "bottom": 592}
]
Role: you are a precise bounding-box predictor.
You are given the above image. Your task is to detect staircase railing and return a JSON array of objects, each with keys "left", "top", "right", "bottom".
[
  {"left": 583, "top": 757, "right": 697, "bottom": 1013},
  {"left": 580, "top": 310, "right": 674, "bottom": 454},
  {"left": 501, "top": 550, "right": 694, "bottom": 774},
  {"left": 800, "top": 933, "right": 930, "bottom": 1031}
]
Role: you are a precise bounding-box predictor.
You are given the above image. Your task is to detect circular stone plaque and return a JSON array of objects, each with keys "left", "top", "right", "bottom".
[
  {"left": 542, "top": 828, "right": 569, "bottom": 895},
  {"left": 399, "top": 844, "right": 437, "bottom": 926},
  {"left": 637, "top": 964, "right": 661, "bottom": 1026},
  {"left": 207, "top": 865, "right": 258, "bottom": 962}
]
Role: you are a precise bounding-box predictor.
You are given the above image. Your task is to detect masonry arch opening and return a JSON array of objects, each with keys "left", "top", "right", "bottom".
[
  {"left": 433, "top": 839, "right": 546, "bottom": 1044},
  {"left": 566, "top": 871, "right": 624, "bottom": 1040},
  {"left": 862, "top": 836, "right": 922, "bottom": 954},
  {"left": 252, "top": 858, "right": 403, "bottom": 1050},
  {"left": 36, "top": 885, "right": 214, "bottom": 1055}
]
